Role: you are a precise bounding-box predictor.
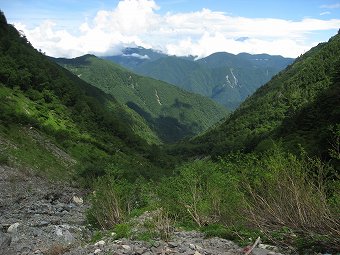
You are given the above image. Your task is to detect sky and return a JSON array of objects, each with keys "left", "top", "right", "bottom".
[{"left": 2, "top": 0, "right": 340, "bottom": 58}]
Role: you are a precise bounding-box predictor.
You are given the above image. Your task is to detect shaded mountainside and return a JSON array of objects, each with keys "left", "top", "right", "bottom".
[
  {"left": 54, "top": 55, "right": 228, "bottom": 143},
  {"left": 105, "top": 48, "right": 293, "bottom": 109},
  {"left": 187, "top": 34, "right": 340, "bottom": 159},
  {"left": 0, "top": 11, "right": 174, "bottom": 181}
]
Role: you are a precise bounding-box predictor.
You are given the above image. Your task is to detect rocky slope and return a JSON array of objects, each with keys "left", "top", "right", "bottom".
[
  {"left": 0, "top": 165, "right": 291, "bottom": 255},
  {"left": 0, "top": 165, "right": 89, "bottom": 255}
]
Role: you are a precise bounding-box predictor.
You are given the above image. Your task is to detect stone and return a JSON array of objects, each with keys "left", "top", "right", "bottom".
[
  {"left": 122, "top": 244, "right": 131, "bottom": 250},
  {"left": 55, "top": 226, "right": 63, "bottom": 236},
  {"left": 94, "top": 248, "right": 101, "bottom": 254},
  {"left": 63, "top": 229, "right": 75, "bottom": 244},
  {"left": 195, "top": 245, "right": 202, "bottom": 250},
  {"left": 135, "top": 247, "right": 147, "bottom": 254},
  {"left": 142, "top": 252, "right": 153, "bottom": 255},
  {"left": 167, "top": 241, "right": 178, "bottom": 248},
  {"left": 7, "top": 222, "right": 20, "bottom": 234},
  {"left": 35, "top": 221, "right": 50, "bottom": 227},
  {"left": 194, "top": 252, "right": 202, "bottom": 255},
  {"left": 73, "top": 196, "right": 83, "bottom": 205},
  {"left": 165, "top": 247, "right": 173, "bottom": 253},
  {"left": 18, "top": 245, "right": 31, "bottom": 254},
  {"left": 189, "top": 243, "right": 196, "bottom": 250},
  {"left": 32, "top": 228, "right": 42, "bottom": 237},
  {"left": 95, "top": 240, "right": 105, "bottom": 246},
  {"left": 252, "top": 247, "right": 272, "bottom": 255}
]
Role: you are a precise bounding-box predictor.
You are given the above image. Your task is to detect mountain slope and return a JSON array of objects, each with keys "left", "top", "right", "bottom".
[
  {"left": 105, "top": 48, "right": 293, "bottom": 109},
  {"left": 0, "top": 11, "right": 170, "bottom": 180},
  {"left": 188, "top": 33, "right": 340, "bottom": 158},
  {"left": 54, "top": 55, "right": 229, "bottom": 143}
]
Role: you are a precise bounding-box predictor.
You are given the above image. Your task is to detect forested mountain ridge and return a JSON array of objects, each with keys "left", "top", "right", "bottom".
[
  {"left": 54, "top": 54, "right": 228, "bottom": 143},
  {"left": 105, "top": 48, "right": 293, "bottom": 109},
  {"left": 188, "top": 33, "right": 340, "bottom": 159}
]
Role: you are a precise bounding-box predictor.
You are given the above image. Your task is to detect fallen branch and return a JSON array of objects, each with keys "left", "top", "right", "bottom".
[{"left": 244, "top": 236, "right": 261, "bottom": 255}]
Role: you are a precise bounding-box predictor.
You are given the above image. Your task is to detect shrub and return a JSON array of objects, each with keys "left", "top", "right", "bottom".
[
  {"left": 242, "top": 147, "right": 340, "bottom": 250},
  {"left": 87, "top": 177, "right": 133, "bottom": 229},
  {"left": 87, "top": 175, "right": 148, "bottom": 230},
  {"left": 157, "top": 160, "right": 246, "bottom": 227}
]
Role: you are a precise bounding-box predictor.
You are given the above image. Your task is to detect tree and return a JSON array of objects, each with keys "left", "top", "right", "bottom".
[{"left": 0, "top": 10, "right": 7, "bottom": 25}]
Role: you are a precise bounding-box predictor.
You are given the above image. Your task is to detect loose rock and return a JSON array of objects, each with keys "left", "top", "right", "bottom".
[{"left": 7, "top": 223, "right": 20, "bottom": 234}]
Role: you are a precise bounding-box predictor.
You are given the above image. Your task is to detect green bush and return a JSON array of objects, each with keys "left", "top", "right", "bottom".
[
  {"left": 228, "top": 146, "right": 340, "bottom": 251},
  {"left": 157, "top": 160, "right": 246, "bottom": 227},
  {"left": 87, "top": 175, "right": 149, "bottom": 230},
  {"left": 87, "top": 177, "right": 133, "bottom": 229}
]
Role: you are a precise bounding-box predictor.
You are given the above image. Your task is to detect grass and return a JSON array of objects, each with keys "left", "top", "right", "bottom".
[
  {"left": 113, "top": 223, "right": 132, "bottom": 239},
  {"left": 0, "top": 123, "right": 76, "bottom": 180}
]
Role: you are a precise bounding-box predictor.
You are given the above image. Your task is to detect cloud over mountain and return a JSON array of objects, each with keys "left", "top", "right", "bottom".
[{"left": 14, "top": 0, "right": 340, "bottom": 58}]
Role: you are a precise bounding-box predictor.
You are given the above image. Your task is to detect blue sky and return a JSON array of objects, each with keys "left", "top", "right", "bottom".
[{"left": 2, "top": 0, "right": 340, "bottom": 58}]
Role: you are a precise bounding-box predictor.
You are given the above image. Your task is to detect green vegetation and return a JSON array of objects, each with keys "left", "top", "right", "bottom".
[
  {"left": 54, "top": 55, "right": 228, "bottom": 143},
  {"left": 87, "top": 146, "right": 339, "bottom": 252}
]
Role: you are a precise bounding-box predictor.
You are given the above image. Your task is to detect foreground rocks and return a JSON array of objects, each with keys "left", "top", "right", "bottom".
[
  {"left": 65, "top": 230, "right": 243, "bottom": 255},
  {"left": 0, "top": 165, "right": 89, "bottom": 254},
  {"left": 64, "top": 230, "right": 290, "bottom": 255},
  {"left": 0, "top": 165, "right": 292, "bottom": 255}
]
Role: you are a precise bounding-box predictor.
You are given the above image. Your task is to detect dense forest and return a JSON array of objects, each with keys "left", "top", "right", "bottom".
[{"left": 0, "top": 10, "right": 339, "bottom": 254}]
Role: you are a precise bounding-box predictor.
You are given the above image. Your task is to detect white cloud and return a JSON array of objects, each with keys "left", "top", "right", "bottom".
[
  {"left": 320, "top": 11, "right": 331, "bottom": 15},
  {"left": 320, "top": 3, "right": 340, "bottom": 9},
  {"left": 123, "top": 53, "right": 150, "bottom": 59},
  {"left": 14, "top": 0, "right": 340, "bottom": 58}
]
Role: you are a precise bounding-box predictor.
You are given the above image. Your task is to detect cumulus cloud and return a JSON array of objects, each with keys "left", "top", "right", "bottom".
[{"left": 14, "top": 0, "right": 340, "bottom": 58}]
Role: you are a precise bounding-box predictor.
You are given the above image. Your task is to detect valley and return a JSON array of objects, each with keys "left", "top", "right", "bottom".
[{"left": 0, "top": 9, "right": 339, "bottom": 255}]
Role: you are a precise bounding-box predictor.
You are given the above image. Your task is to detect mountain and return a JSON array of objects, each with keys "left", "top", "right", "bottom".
[
  {"left": 187, "top": 33, "right": 340, "bottom": 159},
  {"left": 0, "top": 11, "right": 173, "bottom": 181},
  {"left": 54, "top": 55, "right": 228, "bottom": 143},
  {"left": 104, "top": 48, "right": 293, "bottom": 109}
]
